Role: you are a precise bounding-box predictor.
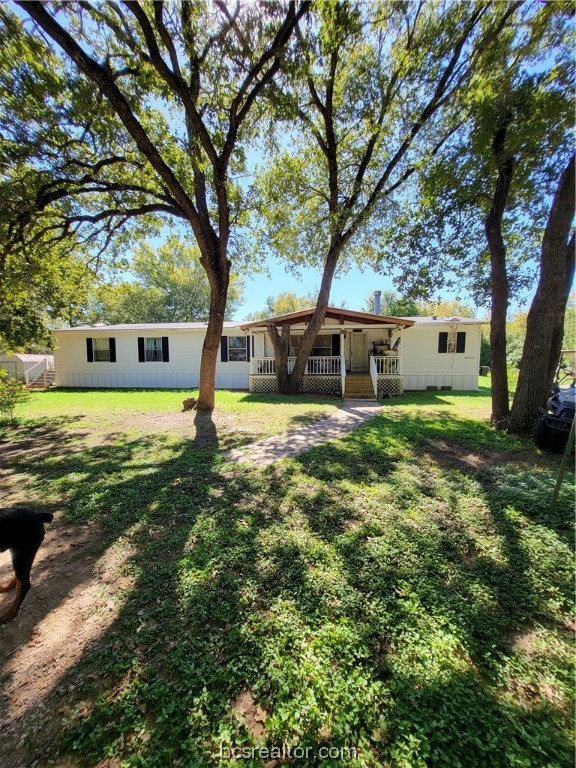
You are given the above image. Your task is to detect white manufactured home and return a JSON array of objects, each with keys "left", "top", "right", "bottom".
[{"left": 53, "top": 307, "right": 484, "bottom": 397}]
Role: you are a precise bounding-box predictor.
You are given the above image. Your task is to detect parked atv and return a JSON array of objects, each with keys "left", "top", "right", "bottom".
[{"left": 531, "top": 364, "right": 575, "bottom": 453}]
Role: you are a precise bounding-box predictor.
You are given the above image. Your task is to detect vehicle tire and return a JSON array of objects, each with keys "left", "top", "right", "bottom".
[{"left": 531, "top": 415, "right": 565, "bottom": 453}]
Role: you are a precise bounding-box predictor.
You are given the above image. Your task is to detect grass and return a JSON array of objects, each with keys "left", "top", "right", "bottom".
[
  {"left": 1, "top": 383, "right": 574, "bottom": 767},
  {"left": 14, "top": 388, "right": 340, "bottom": 437}
]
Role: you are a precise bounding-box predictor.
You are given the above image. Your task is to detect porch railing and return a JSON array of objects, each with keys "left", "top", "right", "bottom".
[
  {"left": 373, "top": 356, "right": 400, "bottom": 375},
  {"left": 251, "top": 356, "right": 342, "bottom": 376},
  {"left": 341, "top": 356, "right": 346, "bottom": 397}
]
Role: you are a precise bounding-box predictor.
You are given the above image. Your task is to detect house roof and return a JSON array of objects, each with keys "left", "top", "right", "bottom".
[
  {"left": 14, "top": 353, "right": 54, "bottom": 361},
  {"left": 401, "top": 316, "right": 486, "bottom": 325},
  {"left": 56, "top": 322, "right": 242, "bottom": 332},
  {"left": 240, "top": 307, "right": 416, "bottom": 330},
  {"left": 55, "top": 313, "right": 484, "bottom": 334}
]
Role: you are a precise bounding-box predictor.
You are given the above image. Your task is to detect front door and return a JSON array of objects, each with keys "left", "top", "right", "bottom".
[{"left": 350, "top": 333, "right": 366, "bottom": 371}]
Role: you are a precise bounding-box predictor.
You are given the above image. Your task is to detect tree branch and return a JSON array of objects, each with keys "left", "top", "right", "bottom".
[{"left": 19, "top": 1, "right": 202, "bottom": 231}]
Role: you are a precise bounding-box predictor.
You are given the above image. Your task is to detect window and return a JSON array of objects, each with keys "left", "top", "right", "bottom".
[
  {"left": 137, "top": 336, "right": 169, "bottom": 363},
  {"left": 87, "top": 337, "right": 116, "bottom": 363},
  {"left": 146, "top": 337, "right": 163, "bottom": 362},
  {"left": 228, "top": 336, "right": 247, "bottom": 362},
  {"left": 94, "top": 338, "right": 110, "bottom": 362},
  {"left": 438, "top": 331, "right": 466, "bottom": 353},
  {"left": 291, "top": 334, "right": 333, "bottom": 356}
]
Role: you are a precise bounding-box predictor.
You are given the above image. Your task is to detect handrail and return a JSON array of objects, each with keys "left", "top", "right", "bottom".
[
  {"left": 24, "top": 358, "right": 54, "bottom": 387},
  {"left": 305, "top": 356, "right": 341, "bottom": 375},
  {"left": 369, "top": 355, "right": 378, "bottom": 397},
  {"left": 24, "top": 360, "right": 47, "bottom": 386}
]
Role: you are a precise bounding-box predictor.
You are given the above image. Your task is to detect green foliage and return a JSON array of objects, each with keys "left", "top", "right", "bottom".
[
  {"left": 362, "top": 292, "right": 477, "bottom": 319},
  {"left": 2, "top": 386, "right": 573, "bottom": 766},
  {"left": 0, "top": 369, "right": 29, "bottom": 422},
  {"left": 362, "top": 291, "right": 420, "bottom": 317},
  {"left": 244, "top": 292, "right": 316, "bottom": 321},
  {"left": 255, "top": 2, "right": 520, "bottom": 272},
  {"left": 480, "top": 330, "right": 491, "bottom": 368},
  {"left": 85, "top": 237, "right": 244, "bottom": 324},
  {"left": 506, "top": 299, "right": 576, "bottom": 370},
  {"left": 373, "top": 3, "right": 574, "bottom": 305},
  {"left": 0, "top": 2, "right": 298, "bottom": 357},
  {"left": 561, "top": 292, "right": 575, "bottom": 351}
]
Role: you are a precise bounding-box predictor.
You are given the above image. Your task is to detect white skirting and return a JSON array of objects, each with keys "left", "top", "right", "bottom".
[{"left": 403, "top": 374, "right": 478, "bottom": 391}]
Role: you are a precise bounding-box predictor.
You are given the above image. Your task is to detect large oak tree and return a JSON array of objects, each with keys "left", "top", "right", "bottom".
[
  {"left": 255, "top": 0, "right": 521, "bottom": 394},
  {"left": 4, "top": 0, "right": 308, "bottom": 409},
  {"left": 370, "top": 1, "right": 574, "bottom": 427}
]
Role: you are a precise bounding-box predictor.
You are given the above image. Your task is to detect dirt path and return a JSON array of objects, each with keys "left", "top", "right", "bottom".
[{"left": 0, "top": 520, "right": 135, "bottom": 768}]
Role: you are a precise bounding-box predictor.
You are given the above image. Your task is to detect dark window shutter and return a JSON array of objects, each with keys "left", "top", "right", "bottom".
[
  {"left": 456, "top": 332, "right": 466, "bottom": 353},
  {"left": 221, "top": 336, "right": 228, "bottom": 362},
  {"left": 162, "top": 336, "right": 169, "bottom": 362},
  {"left": 251, "top": 336, "right": 255, "bottom": 359},
  {"left": 246, "top": 336, "right": 250, "bottom": 361},
  {"left": 332, "top": 334, "right": 341, "bottom": 356},
  {"left": 138, "top": 337, "right": 145, "bottom": 362},
  {"left": 86, "top": 338, "right": 94, "bottom": 363},
  {"left": 438, "top": 332, "right": 448, "bottom": 353},
  {"left": 109, "top": 338, "right": 116, "bottom": 363}
]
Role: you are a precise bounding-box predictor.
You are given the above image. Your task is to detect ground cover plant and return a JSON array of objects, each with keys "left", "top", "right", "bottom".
[{"left": 0, "top": 383, "right": 573, "bottom": 768}]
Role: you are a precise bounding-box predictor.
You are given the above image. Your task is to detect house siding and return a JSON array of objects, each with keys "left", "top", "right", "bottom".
[
  {"left": 54, "top": 328, "right": 251, "bottom": 389},
  {"left": 401, "top": 323, "right": 481, "bottom": 390},
  {"left": 53, "top": 318, "right": 483, "bottom": 392}
]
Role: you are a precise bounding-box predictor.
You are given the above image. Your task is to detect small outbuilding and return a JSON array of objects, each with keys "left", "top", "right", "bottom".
[{"left": 0, "top": 353, "right": 55, "bottom": 386}]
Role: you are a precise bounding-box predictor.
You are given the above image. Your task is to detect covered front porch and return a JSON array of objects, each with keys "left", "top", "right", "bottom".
[{"left": 241, "top": 307, "right": 414, "bottom": 398}]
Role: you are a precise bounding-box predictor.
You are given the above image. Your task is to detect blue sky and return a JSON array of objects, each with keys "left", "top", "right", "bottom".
[
  {"left": 237, "top": 258, "right": 393, "bottom": 318},
  {"left": 235, "top": 256, "right": 481, "bottom": 320}
]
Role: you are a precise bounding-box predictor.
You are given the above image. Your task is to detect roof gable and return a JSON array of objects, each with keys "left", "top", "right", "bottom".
[{"left": 240, "top": 306, "right": 415, "bottom": 329}]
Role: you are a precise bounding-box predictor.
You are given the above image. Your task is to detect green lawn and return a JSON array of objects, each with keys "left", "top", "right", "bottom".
[
  {"left": 14, "top": 388, "right": 341, "bottom": 442},
  {"left": 0, "top": 384, "right": 574, "bottom": 767}
]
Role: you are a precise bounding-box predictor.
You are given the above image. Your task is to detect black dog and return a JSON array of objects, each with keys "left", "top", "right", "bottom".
[{"left": 0, "top": 508, "right": 53, "bottom": 624}]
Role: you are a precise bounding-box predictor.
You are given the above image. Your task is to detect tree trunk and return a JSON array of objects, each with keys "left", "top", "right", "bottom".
[
  {"left": 197, "top": 257, "right": 230, "bottom": 411},
  {"left": 273, "top": 244, "right": 341, "bottom": 395},
  {"left": 266, "top": 323, "right": 291, "bottom": 394},
  {"left": 484, "top": 114, "right": 515, "bottom": 426},
  {"left": 508, "top": 152, "right": 575, "bottom": 435}
]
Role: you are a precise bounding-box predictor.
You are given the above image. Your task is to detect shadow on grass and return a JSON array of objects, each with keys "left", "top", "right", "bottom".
[
  {"left": 281, "top": 411, "right": 574, "bottom": 765},
  {"left": 0, "top": 410, "right": 302, "bottom": 766},
  {"left": 0, "top": 406, "right": 573, "bottom": 767}
]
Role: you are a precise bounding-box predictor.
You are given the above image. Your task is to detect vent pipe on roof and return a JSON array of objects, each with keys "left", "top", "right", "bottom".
[{"left": 374, "top": 290, "right": 381, "bottom": 315}]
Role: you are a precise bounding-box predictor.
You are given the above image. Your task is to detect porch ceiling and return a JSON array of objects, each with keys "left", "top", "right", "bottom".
[{"left": 240, "top": 306, "right": 415, "bottom": 330}]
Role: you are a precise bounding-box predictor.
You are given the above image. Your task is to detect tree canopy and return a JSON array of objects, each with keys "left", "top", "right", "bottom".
[
  {"left": 3, "top": 0, "right": 308, "bottom": 408},
  {"left": 243, "top": 291, "right": 316, "bottom": 321},
  {"left": 371, "top": 1, "right": 573, "bottom": 305},
  {"left": 84, "top": 236, "right": 244, "bottom": 325},
  {"left": 255, "top": 0, "right": 522, "bottom": 393},
  {"left": 367, "top": 1, "right": 574, "bottom": 426}
]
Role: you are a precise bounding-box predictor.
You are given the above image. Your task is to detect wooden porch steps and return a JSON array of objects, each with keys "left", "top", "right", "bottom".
[
  {"left": 27, "top": 370, "right": 56, "bottom": 389},
  {"left": 345, "top": 374, "right": 376, "bottom": 400}
]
